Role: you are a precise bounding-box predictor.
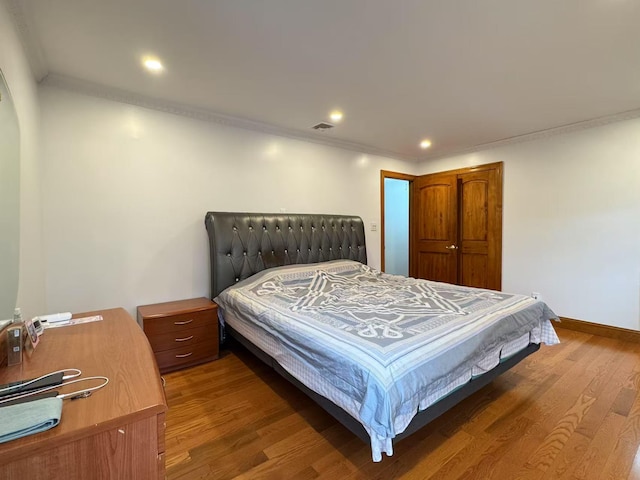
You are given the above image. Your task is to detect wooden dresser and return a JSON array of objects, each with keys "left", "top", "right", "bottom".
[
  {"left": 138, "top": 298, "right": 219, "bottom": 374},
  {"left": 0, "top": 308, "right": 167, "bottom": 480}
]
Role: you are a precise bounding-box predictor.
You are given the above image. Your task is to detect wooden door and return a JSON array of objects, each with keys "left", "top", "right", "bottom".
[
  {"left": 410, "top": 163, "right": 502, "bottom": 290},
  {"left": 412, "top": 173, "right": 458, "bottom": 284},
  {"left": 458, "top": 168, "right": 502, "bottom": 289}
]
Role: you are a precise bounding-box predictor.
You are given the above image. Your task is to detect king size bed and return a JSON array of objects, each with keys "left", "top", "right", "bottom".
[{"left": 205, "top": 212, "right": 559, "bottom": 461}]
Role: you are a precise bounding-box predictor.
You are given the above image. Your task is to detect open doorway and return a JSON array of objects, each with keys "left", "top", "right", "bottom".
[
  {"left": 384, "top": 178, "right": 410, "bottom": 275},
  {"left": 381, "top": 171, "right": 415, "bottom": 275}
]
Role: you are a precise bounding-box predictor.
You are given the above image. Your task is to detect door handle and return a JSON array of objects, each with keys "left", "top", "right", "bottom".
[{"left": 445, "top": 245, "right": 458, "bottom": 250}]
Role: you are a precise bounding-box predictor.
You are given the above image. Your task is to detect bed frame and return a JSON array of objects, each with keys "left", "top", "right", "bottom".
[{"left": 204, "top": 211, "right": 539, "bottom": 444}]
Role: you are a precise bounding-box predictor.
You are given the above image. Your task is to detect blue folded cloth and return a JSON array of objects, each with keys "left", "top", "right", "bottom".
[{"left": 0, "top": 397, "right": 62, "bottom": 443}]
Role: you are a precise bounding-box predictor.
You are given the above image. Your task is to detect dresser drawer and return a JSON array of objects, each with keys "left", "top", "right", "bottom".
[
  {"left": 147, "top": 325, "right": 212, "bottom": 353},
  {"left": 143, "top": 309, "right": 214, "bottom": 336},
  {"left": 154, "top": 338, "right": 218, "bottom": 372}
]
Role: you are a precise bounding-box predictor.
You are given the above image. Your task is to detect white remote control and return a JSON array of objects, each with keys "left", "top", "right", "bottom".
[{"left": 38, "top": 312, "right": 73, "bottom": 323}]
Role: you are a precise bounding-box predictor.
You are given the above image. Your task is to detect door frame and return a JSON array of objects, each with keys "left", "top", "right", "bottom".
[{"left": 380, "top": 170, "right": 416, "bottom": 272}]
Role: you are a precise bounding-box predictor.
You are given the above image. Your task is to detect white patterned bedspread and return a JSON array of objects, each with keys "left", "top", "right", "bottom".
[{"left": 215, "top": 260, "right": 560, "bottom": 461}]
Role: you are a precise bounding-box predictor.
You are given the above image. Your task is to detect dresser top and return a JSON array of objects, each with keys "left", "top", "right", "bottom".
[
  {"left": 0, "top": 308, "right": 167, "bottom": 463},
  {"left": 137, "top": 297, "right": 217, "bottom": 319}
]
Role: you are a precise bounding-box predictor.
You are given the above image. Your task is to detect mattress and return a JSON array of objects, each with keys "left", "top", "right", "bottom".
[{"left": 215, "top": 260, "right": 560, "bottom": 461}]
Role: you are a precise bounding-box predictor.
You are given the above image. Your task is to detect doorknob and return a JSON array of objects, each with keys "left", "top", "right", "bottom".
[{"left": 445, "top": 245, "right": 458, "bottom": 250}]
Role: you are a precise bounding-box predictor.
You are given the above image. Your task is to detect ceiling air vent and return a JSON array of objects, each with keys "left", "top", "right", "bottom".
[{"left": 311, "top": 122, "right": 335, "bottom": 131}]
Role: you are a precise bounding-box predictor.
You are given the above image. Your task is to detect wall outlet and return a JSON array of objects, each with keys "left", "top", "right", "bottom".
[
  {"left": 531, "top": 292, "right": 541, "bottom": 301},
  {"left": 370, "top": 222, "right": 378, "bottom": 232},
  {"left": 279, "top": 208, "right": 286, "bottom": 213}
]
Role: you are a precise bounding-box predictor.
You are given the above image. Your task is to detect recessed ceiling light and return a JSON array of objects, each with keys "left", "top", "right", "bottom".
[
  {"left": 420, "top": 139, "right": 432, "bottom": 149},
  {"left": 142, "top": 56, "right": 164, "bottom": 73},
  {"left": 329, "top": 111, "right": 343, "bottom": 122}
]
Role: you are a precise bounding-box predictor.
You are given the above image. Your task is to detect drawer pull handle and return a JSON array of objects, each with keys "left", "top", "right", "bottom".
[
  {"left": 175, "top": 352, "right": 193, "bottom": 358},
  {"left": 174, "top": 319, "right": 193, "bottom": 326},
  {"left": 175, "top": 335, "right": 194, "bottom": 342}
]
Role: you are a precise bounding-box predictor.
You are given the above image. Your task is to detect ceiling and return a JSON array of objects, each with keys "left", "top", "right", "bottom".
[{"left": 14, "top": 0, "right": 640, "bottom": 160}]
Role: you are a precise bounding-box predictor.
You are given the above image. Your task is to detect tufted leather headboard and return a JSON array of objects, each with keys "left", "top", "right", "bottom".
[{"left": 205, "top": 212, "right": 367, "bottom": 298}]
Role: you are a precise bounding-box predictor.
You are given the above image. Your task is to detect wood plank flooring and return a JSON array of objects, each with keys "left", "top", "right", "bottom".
[{"left": 163, "top": 327, "right": 640, "bottom": 479}]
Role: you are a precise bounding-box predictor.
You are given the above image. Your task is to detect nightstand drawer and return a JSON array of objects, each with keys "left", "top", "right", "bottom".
[
  {"left": 147, "top": 325, "right": 211, "bottom": 353},
  {"left": 138, "top": 298, "right": 219, "bottom": 374},
  {"left": 154, "top": 338, "right": 217, "bottom": 372},
  {"left": 143, "top": 309, "right": 213, "bottom": 336}
]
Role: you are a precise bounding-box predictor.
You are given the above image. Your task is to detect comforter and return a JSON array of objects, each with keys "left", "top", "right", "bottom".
[{"left": 215, "top": 260, "right": 559, "bottom": 460}]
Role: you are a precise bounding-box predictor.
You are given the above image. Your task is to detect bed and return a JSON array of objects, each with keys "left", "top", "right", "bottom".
[{"left": 205, "top": 212, "right": 559, "bottom": 461}]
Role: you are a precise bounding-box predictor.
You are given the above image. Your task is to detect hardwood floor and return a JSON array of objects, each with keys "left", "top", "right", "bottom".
[{"left": 163, "top": 327, "right": 640, "bottom": 479}]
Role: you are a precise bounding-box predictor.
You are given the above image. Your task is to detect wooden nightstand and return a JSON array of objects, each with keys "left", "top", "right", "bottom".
[{"left": 138, "top": 297, "right": 219, "bottom": 374}]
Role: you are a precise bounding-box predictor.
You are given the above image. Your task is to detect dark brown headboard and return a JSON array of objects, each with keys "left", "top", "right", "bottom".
[{"left": 204, "top": 212, "right": 367, "bottom": 298}]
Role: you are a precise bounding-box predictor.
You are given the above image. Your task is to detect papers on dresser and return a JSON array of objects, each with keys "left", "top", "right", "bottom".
[{"left": 42, "top": 315, "right": 103, "bottom": 329}]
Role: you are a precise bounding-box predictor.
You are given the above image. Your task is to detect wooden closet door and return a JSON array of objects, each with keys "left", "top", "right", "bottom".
[
  {"left": 410, "top": 163, "right": 502, "bottom": 290},
  {"left": 411, "top": 173, "right": 458, "bottom": 284}
]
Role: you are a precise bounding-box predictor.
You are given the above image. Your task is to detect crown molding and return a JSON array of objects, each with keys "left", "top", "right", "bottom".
[
  {"left": 422, "top": 107, "right": 640, "bottom": 162},
  {"left": 4, "top": 0, "right": 48, "bottom": 81},
  {"left": 40, "top": 73, "right": 417, "bottom": 162},
  {"left": 37, "top": 75, "right": 640, "bottom": 166}
]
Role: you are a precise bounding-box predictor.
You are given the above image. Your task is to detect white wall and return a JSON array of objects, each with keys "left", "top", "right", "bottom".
[
  {"left": 33, "top": 51, "right": 640, "bottom": 330},
  {"left": 39, "top": 86, "right": 415, "bottom": 318},
  {"left": 418, "top": 119, "right": 640, "bottom": 330},
  {"left": 0, "top": 0, "right": 45, "bottom": 320}
]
